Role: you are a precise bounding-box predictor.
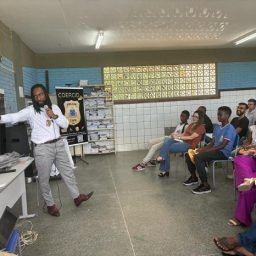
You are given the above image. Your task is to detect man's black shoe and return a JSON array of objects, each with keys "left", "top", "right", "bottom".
[
  {"left": 183, "top": 176, "right": 198, "bottom": 186},
  {"left": 192, "top": 184, "right": 211, "bottom": 194}
]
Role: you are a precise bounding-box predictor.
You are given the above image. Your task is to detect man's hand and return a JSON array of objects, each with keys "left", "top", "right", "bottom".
[{"left": 45, "top": 108, "right": 58, "bottom": 119}]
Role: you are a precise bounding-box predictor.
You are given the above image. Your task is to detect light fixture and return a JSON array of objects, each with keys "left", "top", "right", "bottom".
[
  {"left": 95, "top": 31, "right": 104, "bottom": 49},
  {"left": 235, "top": 32, "right": 256, "bottom": 45}
]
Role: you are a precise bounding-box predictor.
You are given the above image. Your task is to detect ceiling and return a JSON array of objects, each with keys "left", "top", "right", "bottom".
[{"left": 0, "top": 0, "right": 256, "bottom": 54}]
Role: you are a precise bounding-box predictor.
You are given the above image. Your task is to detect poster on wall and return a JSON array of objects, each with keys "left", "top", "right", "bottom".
[{"left": 56, "top": 87, "right": 87, "bottom": 145}]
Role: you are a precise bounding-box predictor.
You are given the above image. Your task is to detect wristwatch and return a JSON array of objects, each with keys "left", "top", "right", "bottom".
[{"left": 52, "top": 115, "right": 59, "bottom": 120}]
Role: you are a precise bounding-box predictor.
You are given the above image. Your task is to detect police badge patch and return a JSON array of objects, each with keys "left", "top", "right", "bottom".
[
  {"left": 64, "top": 100, "right": 81, "bottom": 126},
  {"left": 46, "top": 120, "right": 52, "bottom": 127}
]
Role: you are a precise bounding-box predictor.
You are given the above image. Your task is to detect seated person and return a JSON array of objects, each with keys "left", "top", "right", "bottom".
[
  {"left": 228, "top": 154, "right": 256, "bottom": 227},
  {"left": 231, "top": 102, "right": 249, "bottom": 141},
  {"left": 242, "top": 121, "right": 256, "bottom": 148},
  {"left": 184, "top": 106, "right": 236, "bottom": 194},
  {"left": 156, "top": 110, "right": 205, "bottom": 177},
  {"left": 246, "top": 98, "right": 256, "bottom": 126},
  {"left": 132, "top": 110, "right": 190, "bottom": 171},
  {"left": 214, "top": 224, "right": 256, "bottom": 256},
  {"left": 197, "top": 106, "right": 213, "bottom": 133}
]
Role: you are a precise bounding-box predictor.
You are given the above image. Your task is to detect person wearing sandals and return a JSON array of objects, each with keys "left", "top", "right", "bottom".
[
  {"left": 213, "top": 225, "right": 256, "bottom": 256},
  {"left": 156, "top": 110, "right": 205, "bottom": 177},
  {"left": 228, "top": 148, "right": 256, "bottom": 227},
  {"left": 184, "top": 106, "right": 236, "bottom": 194},
  {"left": 132, "top": 110, "right": 190, "bottom": 171}
]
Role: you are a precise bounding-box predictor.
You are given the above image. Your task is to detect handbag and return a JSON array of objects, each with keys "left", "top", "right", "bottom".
[{"left": 187, "top": 148, "right": 199, "bottom": 164}]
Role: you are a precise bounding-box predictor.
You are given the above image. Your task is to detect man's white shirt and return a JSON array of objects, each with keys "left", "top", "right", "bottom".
[
  {"left": 246, "top": 108, "right": 256, "bottom": 126},
  {"left": 0, "top": 104, "right": 69, "bottom": 144},
  {"left": 174, "top": 122, "right": 189, "bottom": 133}
]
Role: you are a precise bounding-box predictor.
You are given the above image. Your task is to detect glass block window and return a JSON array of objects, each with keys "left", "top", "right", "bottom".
[{"left": 103, "top": 63, "right": 216, "bottom": 103}]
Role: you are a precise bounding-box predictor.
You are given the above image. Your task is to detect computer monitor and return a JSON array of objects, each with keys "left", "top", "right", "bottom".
[
  {"left": 5, "top": 123, "right": 33, "bottom": 177},
  {"left": 0, "top": 206, "right": 18, "bottom": 249},
  {"left": 0, "top": 92, "right": 6, "bottom": 154},
  {"left": 0, "top": 124, "right": 6, "bottom": 155},
  {"left": 5, "top": 123, "right": 30, "bottom": 155}
]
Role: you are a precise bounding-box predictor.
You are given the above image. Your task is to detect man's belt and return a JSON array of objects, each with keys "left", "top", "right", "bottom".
[{"left": 34, "top": 137, "right": 61, "bottom": 146}]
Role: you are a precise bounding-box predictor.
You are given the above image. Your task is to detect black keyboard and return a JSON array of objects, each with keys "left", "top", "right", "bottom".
[{"left": 0, "top": 168, "right": 16, "bottom": 174}]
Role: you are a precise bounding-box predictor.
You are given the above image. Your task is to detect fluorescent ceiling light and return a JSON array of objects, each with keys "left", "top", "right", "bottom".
[
  {"left": 235, "top": 32, "right": 256, "bottom": 45},
  {"left": 95, "top": 31, "right": 104, "bottom": 49}
]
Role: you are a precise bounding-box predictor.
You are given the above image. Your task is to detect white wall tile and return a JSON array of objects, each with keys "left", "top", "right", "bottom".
[
  {"left": 129, "top": 116, "right": 137, "bottom": 123},
  {"left": 124, "top": 137, "right": 131, "bottom": 144},
  {"left": 137, "top": 136, "right": 145, "bottom": 142},
  {"left": 138, "top": 129, "right": 145, "bottom": 136},
  {"left": 130, "top": 129, "right": 138, "bottom": 136},
  {"left": 144, "top": 121, "right": 151, "bottom": 128},
  {"left": 131, "top": 136, "right": 138, "bottom": 143},
  {"left": 116, "top": 123, "right": 124, "bottom": 130},
  {"left": 144, "top": 115, "right": 151, "bottom": 122},
  {"left": 144, "top": 129, "right": 152, "bottom": 135}
]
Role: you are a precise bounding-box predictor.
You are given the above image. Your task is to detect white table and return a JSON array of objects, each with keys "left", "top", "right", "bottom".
[{"left": 0, "top": 157, "right": 35, "bottom": 219}]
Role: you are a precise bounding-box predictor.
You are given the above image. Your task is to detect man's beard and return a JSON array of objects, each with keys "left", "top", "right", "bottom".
[
  {"left": 35, "top": 101, "right": 45, "bottom": 108},
  {"left": 236, "top": 110, "right": 243, "bottom": 116}
]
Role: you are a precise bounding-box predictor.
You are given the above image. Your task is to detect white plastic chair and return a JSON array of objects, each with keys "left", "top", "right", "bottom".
[{"left": 210, "top": 134, "right": 240, "bottom": 188}]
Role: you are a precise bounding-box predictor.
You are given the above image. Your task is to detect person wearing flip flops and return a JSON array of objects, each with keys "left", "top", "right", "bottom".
[
  {"left": 228, "top": 154, "right": 256, "bottom": 227},
  {"left": 213, "top": 225, "right": 256, "bottom": 256}
]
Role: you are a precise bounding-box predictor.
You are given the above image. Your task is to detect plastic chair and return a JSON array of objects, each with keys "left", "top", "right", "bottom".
[{"left": 210, "top": 134, "right": 240, "bottom": 188}]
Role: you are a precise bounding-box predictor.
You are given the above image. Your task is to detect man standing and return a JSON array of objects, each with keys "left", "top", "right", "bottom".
[
  {"left": 246, "top": 99, "right": 256, "bottom": 126},
  {"left": 0, "top": 84, "right": 93, "bottom": 217},
  {"left": 231, "top": 103, "right": 249, "bottom": 140}
]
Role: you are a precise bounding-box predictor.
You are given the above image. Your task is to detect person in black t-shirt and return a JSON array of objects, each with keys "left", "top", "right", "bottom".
[{"left": 231, "top": 102, "right": 249, "bottom": 140}]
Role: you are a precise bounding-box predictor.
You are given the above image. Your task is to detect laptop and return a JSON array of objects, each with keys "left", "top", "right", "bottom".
[{"left": 0, "top": 206, "right": 18, "bottom": 249}]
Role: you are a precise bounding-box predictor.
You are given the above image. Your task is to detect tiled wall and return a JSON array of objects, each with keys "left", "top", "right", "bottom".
[
  {"left": 114, "top": 89, "right": 256, "bottom": 152},
  {"left": 36, "top": 68, "right": 102, "bottom": 94},
  {"left": 22, "top": 67, "right": 37, "bottom": 96},
  {"left": 218, "top": 62, "right": 256, "bottom": 89},
  {"left": 23, "top": 67, "right": 103, "bottom": 95},
  {"left": 0, "top": 57, "right": 17, "bottom": 113}
]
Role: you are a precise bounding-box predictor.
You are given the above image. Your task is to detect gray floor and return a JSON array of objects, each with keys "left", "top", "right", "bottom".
[{"left": 17, "top": 151, "right": 249, "bottom": 256}]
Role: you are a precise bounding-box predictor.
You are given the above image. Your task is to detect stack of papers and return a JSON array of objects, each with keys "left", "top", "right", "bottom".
[{"left": 0, "top": 152, "right": 20, "bottom": 170}]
